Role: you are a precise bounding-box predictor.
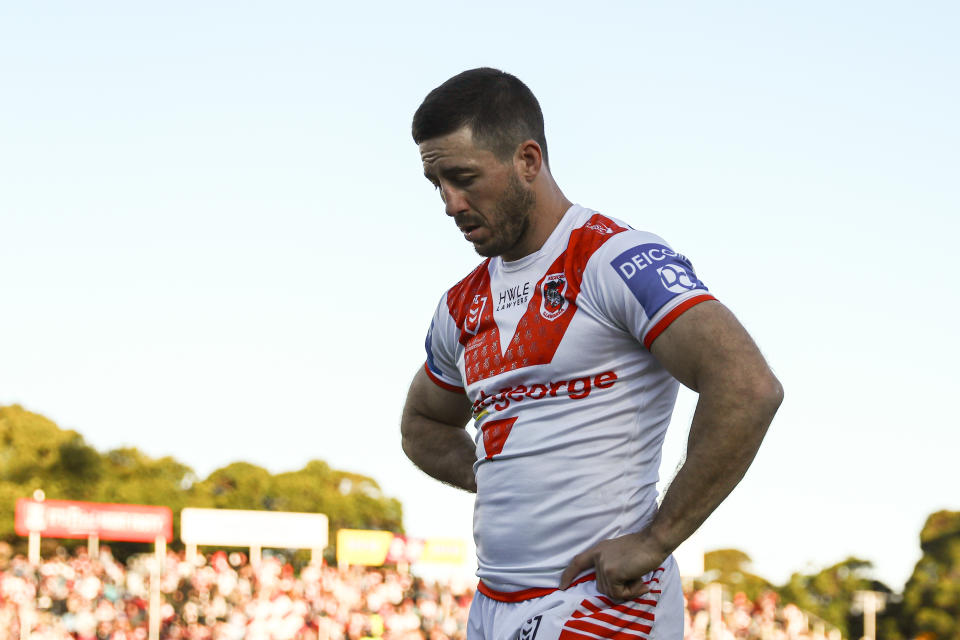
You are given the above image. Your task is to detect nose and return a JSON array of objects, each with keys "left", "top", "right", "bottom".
[{"left": 441, "top": 183, "right": 469, "bottom": 217}]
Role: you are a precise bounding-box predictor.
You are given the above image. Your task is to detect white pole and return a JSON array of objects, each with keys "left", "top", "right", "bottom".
[
  {"left": 311, "top": 547, "right": 323, "bottom": 565},
  {"left": 87, "top": 534, "right": 99, "bottom": 559},
  {"left": 708, "top": 583, "right": 723, "bottom": 640},
  {"left": 0, "top": 605, "right": 12, "bottom": 640},
  {"left": 863, "top": 591, "right": 877, "bottom": 640},
  {"left": 18, "top": 604, "right": 32, "bottom": 640},
  {"left": 27, "top": 533, "right": 40, "bottom": 566},
  {"left": 149, "top": 536, "right": 165, "bottom": 640},
  {"left": 27, "top": 490, "right": 44, "bottom": 568},
  {"left": 186, "top": 544, "right": 197, "bottom": 566},
  {"left": 250, "top": 545, "right": 262, "bottom": 569}
]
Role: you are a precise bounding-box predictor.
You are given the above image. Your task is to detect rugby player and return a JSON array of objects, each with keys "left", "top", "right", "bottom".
[{"left": 401, "top": 68, "right": 783, "bottom": 640}]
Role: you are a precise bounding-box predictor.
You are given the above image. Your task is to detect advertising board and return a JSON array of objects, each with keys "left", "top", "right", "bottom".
[
  {"left": 180, "top": 508, "right": 329, "bottom": 549},
  {"left": 14, "top": 498, "right": 172, "bottom": 543}
]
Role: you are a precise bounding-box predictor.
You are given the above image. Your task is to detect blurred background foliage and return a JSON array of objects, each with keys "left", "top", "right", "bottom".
[{"left": 0, "top": 404, "right": 403, "bottom": 563}]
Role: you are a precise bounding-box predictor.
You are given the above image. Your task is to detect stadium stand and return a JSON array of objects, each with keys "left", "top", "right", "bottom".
[{"left": 0, "top": 546, "right": 837, "bottom": 640}]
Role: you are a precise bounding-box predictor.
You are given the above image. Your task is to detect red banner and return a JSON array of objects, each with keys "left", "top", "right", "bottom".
[{"left": 15, "top": 499, "right": 173, "bottom": 543}]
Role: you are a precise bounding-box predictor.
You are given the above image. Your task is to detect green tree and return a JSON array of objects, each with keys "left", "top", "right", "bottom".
[
  {"left": 0, "top": 405, "right": 104, "bottom": 514},
  {"left": 198, "top": 461, "right": 274, "bottom": 510},
  {"left": 779, "top": 557, "right": 891, "bottom": 639},
  {"left": 258, "top": 463, "right": 403, "bottom": 530},
  {"left": 196, "top": 460, "right": 403, "bottom": 564},
  {"left": 97, "top": 448, "right": 199, "bottom": 507},
  {"left": 900, "top": 510, "right": 960, "bottom": 639},
  {"left": 702, "top": 548, "right": 774, "bottom": 599},
  {"left": 0, "top": 405, "right": 404, "bottom": 559}
]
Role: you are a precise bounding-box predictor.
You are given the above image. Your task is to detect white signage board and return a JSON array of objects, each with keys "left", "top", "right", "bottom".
[{"left": 181, "top": 508, "right": 328, "bottom": 549}]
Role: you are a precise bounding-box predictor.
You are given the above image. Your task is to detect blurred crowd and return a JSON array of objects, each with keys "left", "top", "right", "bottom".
[
  {"left": 684, "top": 588, "right": 841, "bottom": 640},
  {"left": 0, "top": 546, "right": 471, "bottom": 640},
  {"left": 0, "top": 546, "right": 838, "bottom": 640}
]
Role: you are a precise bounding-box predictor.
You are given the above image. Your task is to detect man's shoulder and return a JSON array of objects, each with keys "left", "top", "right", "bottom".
[{"left": 565, "top": 209, "right": 673, "bottom": 272}]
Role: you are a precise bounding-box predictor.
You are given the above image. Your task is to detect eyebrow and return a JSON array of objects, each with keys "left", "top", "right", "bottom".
[{"left": 424, "top": 166, "right": 476, "bottom": 182}]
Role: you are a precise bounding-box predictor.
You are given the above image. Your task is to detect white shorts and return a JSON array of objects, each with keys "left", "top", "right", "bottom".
[{"left": 467, "top": 556, "right": 683, "bottom": 640}]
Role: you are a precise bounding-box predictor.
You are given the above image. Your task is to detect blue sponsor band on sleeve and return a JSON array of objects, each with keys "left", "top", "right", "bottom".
[
  {"left": 424, "top": 320, "right": 443, "bottom": 378},
  {"left": 610, "top": 243, "right": 708, "bottom": 317}
]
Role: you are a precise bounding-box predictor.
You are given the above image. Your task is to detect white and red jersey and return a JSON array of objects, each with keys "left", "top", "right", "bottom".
[{"left": 423, "top": 205, "right": 715, "bottom": 596}]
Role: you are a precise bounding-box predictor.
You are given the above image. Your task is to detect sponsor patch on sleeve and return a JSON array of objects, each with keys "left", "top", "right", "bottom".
[
  {"left": 424, "top": 319, "right": 444, "bottom": 378},
  {"left": 610, "top": 243, "right": 708, "bottom": 316}
]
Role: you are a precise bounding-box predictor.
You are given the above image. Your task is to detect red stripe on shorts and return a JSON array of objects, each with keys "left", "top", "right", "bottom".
[
  {"left": 578, "top": 612, "right": 653, "bottom": 635},
  {"left": 565, "top": 619, "right": 651, "bottom": 640},
  {"left": 609, "top": 604, "right": 655, "bottom": 621},
  {"left": 572, "top": 600, "right": 604, "bottom": 617}
]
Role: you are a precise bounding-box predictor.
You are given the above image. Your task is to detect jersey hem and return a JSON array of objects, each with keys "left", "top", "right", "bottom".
[
  {"left": 477, "top": 573, "right": 596, "bottom": 603},
  {"left": 642, "top": 294, "right": 717, "bottom": 349},
  {"left": 423, "top": 362, "right": 466, "bottom": 394}
]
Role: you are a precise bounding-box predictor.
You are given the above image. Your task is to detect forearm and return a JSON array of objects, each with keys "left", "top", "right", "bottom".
[
  {"left": 401, "top": 409, "right": 478, "bottom": 493},
  {"left": 647, "top": 373, "right": 783, "bottom": 555}
]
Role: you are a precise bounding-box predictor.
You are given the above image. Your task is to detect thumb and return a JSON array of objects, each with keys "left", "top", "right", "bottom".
[{"left": 559, "top": 548, "right": 597, "bottom": 590}]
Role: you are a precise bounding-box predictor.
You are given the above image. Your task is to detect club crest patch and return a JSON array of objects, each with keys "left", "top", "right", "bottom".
[
  {"left": 539, "top": 273, "right": 568, "bottom": 321},
  {"left": 518, "top": 615, "right": 542, "bottom": 640}
]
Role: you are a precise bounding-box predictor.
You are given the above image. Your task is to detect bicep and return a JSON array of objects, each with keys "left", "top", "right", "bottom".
[
  {"left": 402, "top": 366, "right": 474, "bottom": 431},
  {"left": 648, "top": 300, "right": 778, "bottom": 395}
]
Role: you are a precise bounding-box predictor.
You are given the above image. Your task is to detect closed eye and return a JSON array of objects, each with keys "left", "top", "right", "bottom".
[{"left": 447, "top": 173, "right": 476, "bottom": 189}]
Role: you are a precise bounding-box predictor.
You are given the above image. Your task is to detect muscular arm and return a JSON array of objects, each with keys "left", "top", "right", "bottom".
[
  {"left": 560, "top": 300, "right": 783, "bottom": 598},
  {"left": 645, "top": 301, "right": 783, "bottom": 561},
  {"left": 401, "top": 366, "right": 477, "bottom": 493}
]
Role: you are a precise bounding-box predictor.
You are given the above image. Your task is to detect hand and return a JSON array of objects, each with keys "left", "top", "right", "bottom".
[{"left": 559, "top": 530, "right": 671, "bottom": 601}]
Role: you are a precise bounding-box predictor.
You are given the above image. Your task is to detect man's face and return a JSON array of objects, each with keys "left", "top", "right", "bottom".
[{"left": 419, "top": 127, "right": 536, "bottom": 261}]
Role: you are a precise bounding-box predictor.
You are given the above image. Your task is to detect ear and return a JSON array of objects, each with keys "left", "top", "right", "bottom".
[{"left": 514, "top": 140, "right": 543, "bottom": 183}]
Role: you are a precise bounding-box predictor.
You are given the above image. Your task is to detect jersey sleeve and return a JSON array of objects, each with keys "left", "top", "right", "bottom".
[
  {"left": 587, "top": 230, "right": 717, "bottom": 349},
  {"left": 423, "top": 292, "right": 466, "bottom": 393}
]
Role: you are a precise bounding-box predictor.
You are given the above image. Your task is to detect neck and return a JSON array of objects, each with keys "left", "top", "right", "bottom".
[{"left": 504, "top": 177, "right": 572, "bottom": 262}]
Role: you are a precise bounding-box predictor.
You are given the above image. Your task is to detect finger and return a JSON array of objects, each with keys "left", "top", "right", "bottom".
[
  {"left": 596, "top": 571, "right": 613, "bottom": 599},
  {"left": 613, "top": 580, "right": 651, "bottom": 601},
  {"left": 559, "top": 549, "right": 596, "bottom": 589},
  {"left": 607, "top": 583, "right": 627, "bottom": 602}
]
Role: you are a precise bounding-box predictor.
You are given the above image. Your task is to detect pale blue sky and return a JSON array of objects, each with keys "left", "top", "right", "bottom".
[{"left": 1, "top": 1, "right": 958, "bottom": 590}]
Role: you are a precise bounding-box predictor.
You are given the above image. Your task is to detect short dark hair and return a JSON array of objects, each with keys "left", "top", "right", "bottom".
[{"left": 412, "top": 67, "right": 549, "bottom": 165}]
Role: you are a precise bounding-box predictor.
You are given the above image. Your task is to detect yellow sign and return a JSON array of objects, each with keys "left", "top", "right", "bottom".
[
  {"left": 336, "top": 529, "right": 394, "bottom": 566},
  {"left": 419, "top": 537, "right": 467, "bottom": 565},
  {"left": 336, "top": 529, "right": 467, "bottom": 567}
]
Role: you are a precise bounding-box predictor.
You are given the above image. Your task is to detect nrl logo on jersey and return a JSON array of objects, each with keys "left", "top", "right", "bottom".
[
  {"left": 465, "top": 294, "right": 487, "bottom": 335},
  {"left": 517, "top": 615, "right": 542, "bottom": 640},
  {"left": 539, "top": 273, "right": 568, "bottom": 321}
]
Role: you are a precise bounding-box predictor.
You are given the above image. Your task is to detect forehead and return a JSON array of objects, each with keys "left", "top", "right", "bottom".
[{"left": 419, "top": 127, "right": 498, "bottom": 175}]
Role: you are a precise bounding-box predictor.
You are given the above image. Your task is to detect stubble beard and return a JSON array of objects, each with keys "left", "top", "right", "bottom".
[{"left": 475, "top": 173, "right": 537, "bottom": 259}]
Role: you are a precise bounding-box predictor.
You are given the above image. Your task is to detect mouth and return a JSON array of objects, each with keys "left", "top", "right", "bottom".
[{"left": 458, "top": 221, "right": 483, "bottom": 242}]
